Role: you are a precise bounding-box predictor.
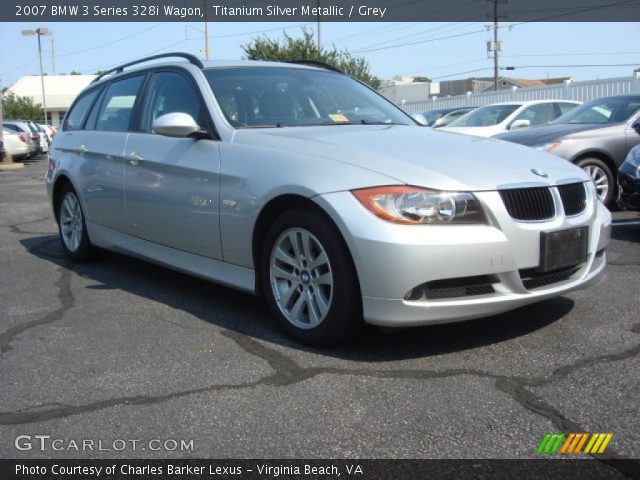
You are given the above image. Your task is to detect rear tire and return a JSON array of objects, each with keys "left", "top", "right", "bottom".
[
  {"left": 261, "top": 207, "right": 364, "bottom": 346},
  {"left": 576, "top": 157, "right": 615, "bottom": 207},
  {"left": 56, "top": 183, "right": 100, "bottom": 262}
]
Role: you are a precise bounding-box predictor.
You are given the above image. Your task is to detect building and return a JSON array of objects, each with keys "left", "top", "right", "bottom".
[
  {"left": 7, "top": 74, "right": 96, "bottom": 127},
  {"left": 379, "top": 76, "right": 433, "bottom": 105},
  {"left": 437, "top": 76, "right": 571, "bottom": 97}
]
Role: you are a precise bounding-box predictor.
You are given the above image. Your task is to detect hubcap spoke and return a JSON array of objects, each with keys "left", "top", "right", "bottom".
[
  {"left": 289, "top": 293, "right": 307, "bottom": 324},
  {"left": 582, "top": 165, "right": 609, "bottom": 201},
  {"left": 274, "top": 246, "right": 297, "bottom": 268}
]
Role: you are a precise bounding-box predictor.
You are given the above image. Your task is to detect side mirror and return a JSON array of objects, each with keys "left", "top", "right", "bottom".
[
  {"left": 510, "top": 119, "right": 531, "bottom": 130},
  {"left": 153, "top": 112, "right": 201, "bottom": 138},
  {"left": 633, "top": 120, "right": 640, "bottom": 135},
  {"left": 411, "top": 113, "right": 428, "bottom": 126}
]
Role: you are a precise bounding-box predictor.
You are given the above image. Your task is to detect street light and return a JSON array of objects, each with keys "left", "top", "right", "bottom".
[{"left": 22, "top": 27, "right": 52, "bottom": 124}]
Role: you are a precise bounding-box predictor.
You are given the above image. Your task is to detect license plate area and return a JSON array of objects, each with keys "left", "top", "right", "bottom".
[{"left": 539, "top": 226, "right": 588, "bottom": 273}]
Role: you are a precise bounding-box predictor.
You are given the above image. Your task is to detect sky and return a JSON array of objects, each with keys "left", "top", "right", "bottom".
[{"left": 1, "top": 21, "right": 639, "bottom": 89}]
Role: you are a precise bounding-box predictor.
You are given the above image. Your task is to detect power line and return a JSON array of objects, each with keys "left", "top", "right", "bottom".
[
  {"left": 1, "top": 57, "right": 38, "bottom": 77},
  {"left": 507, "top": 63, "right": 640, "bottom": 68},
  {"left": 503, "top": 51, "right": 640, "bottom": 58},
  {"left": 354, "top": 22, "right": 475, "bottom": 50},
  {"left": 80, "top": 39, "right": 191, "bottom": 74},
  {"left": 432, "top": 67, "right": 495, "bottom": 80},
  {"left": 353, "top": 27, "right": 488, "bottom": 53},
  {"left": 56, "top": 23, "right": 165, "bottom": 58}
]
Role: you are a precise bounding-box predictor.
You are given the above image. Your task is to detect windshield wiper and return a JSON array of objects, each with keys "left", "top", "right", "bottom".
[
  {"left": 237, "top": 123, "right": 285, "bottom": 128},
  {"left": 320, "top": 119, "right": 400, "bottom": 126}
]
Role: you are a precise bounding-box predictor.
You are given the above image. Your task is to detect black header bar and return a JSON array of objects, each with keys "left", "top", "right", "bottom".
[{"left": 4, "top": 0, "right": 640, "bottom": 22}]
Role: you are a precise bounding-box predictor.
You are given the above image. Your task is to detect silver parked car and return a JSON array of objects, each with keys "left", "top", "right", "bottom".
[
  {"left": 46, "top": 54, "right": 611, "bottom": 345},
  {"left": 494, "top": 95, "right": 640, "bottom": 207}
]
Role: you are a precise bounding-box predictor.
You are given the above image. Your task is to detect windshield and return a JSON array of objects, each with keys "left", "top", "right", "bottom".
[
  {"left": 447, "top": 104, "right": 520, "bottom": 127},
  {"left": 552, "top": 96, "right": 640, "bottom": 125},
  {"left": 205, "top": 67, "right": 414, "bottom": 128}
]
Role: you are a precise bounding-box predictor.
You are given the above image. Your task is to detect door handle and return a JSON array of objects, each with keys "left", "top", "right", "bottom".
[{"left": 123, "top": 151, "right": 144, "bottom": 165}]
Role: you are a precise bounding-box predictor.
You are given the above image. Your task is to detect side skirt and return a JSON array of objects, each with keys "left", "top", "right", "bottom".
[{"left": 87, "top": 222, "right": 256, "bottom": 294}]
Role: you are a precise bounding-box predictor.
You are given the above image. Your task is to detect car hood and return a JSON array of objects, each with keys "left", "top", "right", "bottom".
[
  {"left": 493, "top": 123, "right": 616, "bottom": 146},
  {"left": 232, "top": 125, "right": 587, "bottom": 191},
  {"left": 437, "top": 125, "right": 504, "bottom": 137}
]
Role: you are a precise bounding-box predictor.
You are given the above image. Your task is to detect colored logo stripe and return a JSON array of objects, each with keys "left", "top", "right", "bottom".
[
  {"left": 584, "top": 433, "right": 613, "bottom": 454},
  {"left": 537, "top": 433, "right": 565, "bottom": 454},
  {"left": 538, "top": 433, "right": 613, "bottom": 455}
]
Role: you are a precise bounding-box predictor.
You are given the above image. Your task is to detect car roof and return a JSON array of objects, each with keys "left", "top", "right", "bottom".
[
  {"left": 485, "top": 99, "right": 581, "bottom": 107},
  {"left": 89, "top": 58, "right": 325, "bottom": 88}
]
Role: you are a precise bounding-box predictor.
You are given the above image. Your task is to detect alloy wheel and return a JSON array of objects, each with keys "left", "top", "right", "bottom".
[
  {"left": 269, "top": 228, "right": 334, "bottom": 329},
  {"left": 59, "top": 191, "right": 83, "bottom": 252}
]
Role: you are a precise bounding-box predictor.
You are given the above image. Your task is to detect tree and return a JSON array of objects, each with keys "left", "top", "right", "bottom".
[
  {"left": 413, "top": 76, "right": 432, "bottom": 83},
  {"left": 70, "top": 70, "right": 82, "bottom": 75},
  {"left": 2, "top": 92, "right": 42, "bottom": 121},
  {"left": 242, "top": 28, "right": 381, "bottom": 89}
]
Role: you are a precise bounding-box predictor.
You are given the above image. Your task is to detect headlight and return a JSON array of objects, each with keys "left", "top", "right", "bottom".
[
  {"left": 352, "top": 186, "right": 487, "bottom": 225},
  {"left": 532, "top": 141, "right": 561, "bottom": 152}
]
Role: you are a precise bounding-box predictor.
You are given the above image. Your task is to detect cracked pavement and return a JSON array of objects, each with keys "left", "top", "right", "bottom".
[{"left": 0, "top": 157, "right": 639, "bottom": 474}]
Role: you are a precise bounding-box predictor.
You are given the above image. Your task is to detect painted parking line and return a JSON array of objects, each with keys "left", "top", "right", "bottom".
[{"left": 612, "top": 220, "right": 640, "bottom": 227}]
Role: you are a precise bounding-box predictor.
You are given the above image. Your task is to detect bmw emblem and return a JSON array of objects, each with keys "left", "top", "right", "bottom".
[{"left": 531, "top": 168, "right": 548, "bottom": 178}]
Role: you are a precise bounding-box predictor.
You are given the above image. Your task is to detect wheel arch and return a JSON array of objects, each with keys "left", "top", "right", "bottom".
[
  {"left": 52, "top": 174, "right": 74, "bottom": 222},
  {"left": 572, "top": 150, "right": 617, "bottom": 176},
  {"left": 251, "top": 193, "right": 359, "bottom": 296}
]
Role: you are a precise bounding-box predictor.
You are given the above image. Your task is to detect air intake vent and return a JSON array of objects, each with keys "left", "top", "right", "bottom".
[
  {"left": 557, "top": 182, "right": 587, "bottom": 216},
  {"left": 405, "top": 275, "right": 496, "bottom": 301},
  {"left": 499, "top": 187, "right": 555, "bottom": 221},
  {"left": 519, "top": 266, "right": 581, "bottom": 290}
]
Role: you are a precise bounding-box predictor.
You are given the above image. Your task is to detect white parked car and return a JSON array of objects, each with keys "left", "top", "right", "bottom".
[
  {"left": 2, "top": 128, "right": 31, "bottom": 159},
  {"left": 440, "top": 100, "right": 580, "bottom": 137}
]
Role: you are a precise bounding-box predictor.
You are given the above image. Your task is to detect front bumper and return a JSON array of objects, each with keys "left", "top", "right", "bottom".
[
  {"left": 314, "top": 187, "right": 611, "bottom": 327},
  {"left": 617, "top": 164, "right": 640, "bottom": 211}
]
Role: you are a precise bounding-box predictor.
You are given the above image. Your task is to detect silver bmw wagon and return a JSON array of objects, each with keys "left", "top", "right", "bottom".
[{"left": 46, "top": 53, "right": 611, "bottom": 346}]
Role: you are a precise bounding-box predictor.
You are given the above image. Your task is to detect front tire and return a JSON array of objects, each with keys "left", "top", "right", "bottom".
[
  {"left": 261, "top": 207, "right": 364, "bottom": 346},
  {"left": 576, "top": 158, "right": 615, "bottom": 207},
  {"left": 56, "top": 184, "right": 100, "bottom": 262}
]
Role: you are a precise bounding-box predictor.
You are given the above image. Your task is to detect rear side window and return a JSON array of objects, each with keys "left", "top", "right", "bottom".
[
  {"left": 514, "top": 103, "right": 556, "bottom": 125},
  {"left": 65, "top": 89, "right": 100, "bottom": 131},
  {"left": 95, "top": 75, "right": 145, "bottom": 132},
  {"left": 558, "top": 103, "right": 578, "bottom": 116}
]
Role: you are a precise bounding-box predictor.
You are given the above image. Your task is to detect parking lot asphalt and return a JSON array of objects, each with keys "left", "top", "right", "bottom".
[{"left": 0, "top": 156, "right": 639, "bottom": 467}]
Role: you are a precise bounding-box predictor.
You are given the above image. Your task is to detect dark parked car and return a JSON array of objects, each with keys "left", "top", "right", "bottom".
[
  {"left": 0, "top": 138, "right": 6, "bottom": 161},
  {"left": 618, "top": 144, "right": 640, "bottom": 211},
  {"left": 494, "top": 94, "right": 640, "bottom": 207}
]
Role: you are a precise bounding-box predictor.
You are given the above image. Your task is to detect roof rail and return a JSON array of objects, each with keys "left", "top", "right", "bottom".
[
  {"left": 286, "top": 60, "right": 344, "bottom": 74},
  {"left": 91, "top": 52, "right": 204, "bottom": 83}
]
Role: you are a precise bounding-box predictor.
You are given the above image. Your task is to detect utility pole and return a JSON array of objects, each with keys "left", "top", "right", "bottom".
[
  {"left": 487, "top": 0, "right": 506, "bottom": 91},
  {"left": 22, "top": 27, "right": 52, "bottom": 123},
  {"left": 203, "top": 0, "right": 210, "bottom": 60},
  {"left": 317, "top": 0, "right": 321, "bottom": 51},
  {"left": 51, "top": 39, "right": 56, "bottom": 75}
]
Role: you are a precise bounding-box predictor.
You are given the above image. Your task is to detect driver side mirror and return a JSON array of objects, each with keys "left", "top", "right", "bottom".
[
  {"left": 153, "top": 112, "right": 202, "bottom": 138},
  {"left": 633, "top": 120, "right": 640, "bottom": 135},
  {"left": 509, "top": 119, "right": 531, "bottom": 130}
]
